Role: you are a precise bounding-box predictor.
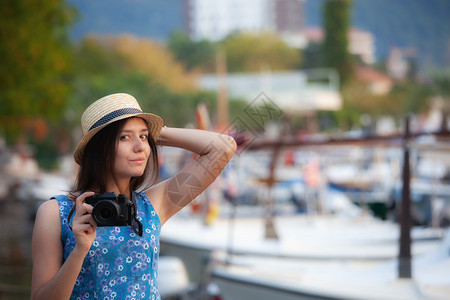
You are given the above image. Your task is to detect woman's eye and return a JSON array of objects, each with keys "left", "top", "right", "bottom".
[
  {"left": 140, "top": 134, "right": 148, "bottom": 140},
  {"left": 120, "top": 135, "right": 130, "bottom": 141}
]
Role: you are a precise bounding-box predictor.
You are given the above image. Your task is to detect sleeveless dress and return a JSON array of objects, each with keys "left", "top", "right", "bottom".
[{"left": 55, "top": 192, "right": 161, "bottom": 300}]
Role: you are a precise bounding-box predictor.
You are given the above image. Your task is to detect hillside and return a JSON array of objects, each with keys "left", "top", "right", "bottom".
[
  {"left": 306, "top": 0, "right": 450, "bottom": 68},
  {"left": 68, "top": 0, "right": 184, "bottom": 41},
  {"left": 68, "top": 0, "right": 449, "bottom": 69}
]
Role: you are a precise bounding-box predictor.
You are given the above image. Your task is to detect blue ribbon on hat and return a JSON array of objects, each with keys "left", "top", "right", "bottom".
[{"left": 89, "top": 108, "right": 143, "bottom": 132}]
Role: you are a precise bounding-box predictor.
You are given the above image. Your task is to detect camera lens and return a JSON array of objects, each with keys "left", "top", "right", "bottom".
[
  {"left": 99, "top": 206, "right": 113, "bottom": 219},
  {"left": 92, "top": 200, "right": 120, "bottom": 226}
]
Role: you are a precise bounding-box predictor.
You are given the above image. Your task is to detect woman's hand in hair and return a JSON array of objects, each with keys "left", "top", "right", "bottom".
[
  {"left": 72, "top": 191, "right": 97, "bottom": 255},
  {"left": 150, "top": 127, "right": 237, "bottom": 225}
]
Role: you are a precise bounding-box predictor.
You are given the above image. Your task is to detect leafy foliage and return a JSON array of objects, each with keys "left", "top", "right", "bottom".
[
  {"left": 221, "top": 32, "right": 302, "bottom": 73},
  {"left": 331, "top": 78, "right": 433, "bottom": 131},
  {"left": 68, "top": 36, "right": 216, "bottom": 129},
  {"left": 0, "top": 0, "right": 76, "bottom": 141},
  {"left": 168, "top": 31, "right": 217, "bottom": 72},
  {"left": 430, "top": 69, "right": 450, "bottom": 128},
  {"left": 431, "top": 69, "right": 450, "bottom": 101},
  {"left": 104, "top": 35, "right": 198, "bottom": 93},
  {"left": 322, "top": 0, "right": 353, "bottom": 87},
  {"left": 301, "top": 42, "right": 324, "bottom": 69}
]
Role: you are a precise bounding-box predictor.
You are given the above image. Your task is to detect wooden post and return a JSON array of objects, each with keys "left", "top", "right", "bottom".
[
  {"left": 263, "top": 117, "right": 291, "bottom": 239},
  {"left": 216, "top": 50, "right": 229, "bottom": 128},
  {"left": 398, "top": 115, "right": 412, "bottom": 278},
  {"left": 264, "top": 137, "right": 280, "bottom": 240}
]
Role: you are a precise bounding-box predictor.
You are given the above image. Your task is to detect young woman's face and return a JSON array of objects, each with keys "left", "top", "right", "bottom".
[{"left": 114, "top": 117, "right": 151, "bottom": 180}]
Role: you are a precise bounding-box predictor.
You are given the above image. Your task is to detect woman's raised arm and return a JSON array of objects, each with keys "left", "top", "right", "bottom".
[{"left": 147, "top": 127, "right": 236, "bottom": 225}]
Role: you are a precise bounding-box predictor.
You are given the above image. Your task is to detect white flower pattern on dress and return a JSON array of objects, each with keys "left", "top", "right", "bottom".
[{"left": 56, "top": 192, "right": 161, "bottom": 300}]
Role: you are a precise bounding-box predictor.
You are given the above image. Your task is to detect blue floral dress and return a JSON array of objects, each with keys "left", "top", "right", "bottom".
[{"left": 55, "top": 192, "right": 161, "bottom": 300}]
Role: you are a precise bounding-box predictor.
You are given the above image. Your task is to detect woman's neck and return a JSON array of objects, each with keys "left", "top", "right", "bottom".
[{"left": 106, "top": 176, "right": 131, "bottom": 198}]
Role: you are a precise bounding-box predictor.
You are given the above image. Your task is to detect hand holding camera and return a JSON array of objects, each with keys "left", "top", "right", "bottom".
[
  {"left": 83, "top": 192, "right": 143, "bottom": 236},
  {"left": 70, "top": 191, "right": 97, "bottom": 253},
  {"left": 68, "top": 192, "right": 143, "bottom": 237},
  {"left": 84, "top": 192, "right": 134, "bottom": 226}
]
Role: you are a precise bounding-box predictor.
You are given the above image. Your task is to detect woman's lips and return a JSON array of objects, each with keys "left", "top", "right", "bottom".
[{"left": 131, "top": 158, "right": 146, "bottom": 165}]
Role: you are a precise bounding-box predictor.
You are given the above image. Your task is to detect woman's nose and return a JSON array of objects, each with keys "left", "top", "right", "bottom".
[{"left": 133, "top": 137, "right": 145, "bottom": 152}]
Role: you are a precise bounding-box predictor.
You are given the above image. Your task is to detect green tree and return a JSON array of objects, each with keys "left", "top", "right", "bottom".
[
  {"left": 336, "top": 78, "right": 433, "bottom": 132},
  {"left": 108, "top": 35, "right": 197, "bottom": 93},
  {"left": 431, "top": 69, "right": 450, "bottom": 102},
  {"left": 322, "top": 0, "right": 353, "bottom": 87},
  {"left": 68, "top": 37, "right": 219, "bottom": 130},
  {"left": 168, "top": 31, "right": 217, "bottom": 71},
  {"left": 221, "top": 32, "right": 302, "bottom": 72},
  {"left": 0, "top": 0, "right": 76, "bottom": 141},
  {"left": 301, "top": 42, "right": 324, "bottom": 69},
  {"left": 431, "top": 68, "right": 450, "bottom": 131}
]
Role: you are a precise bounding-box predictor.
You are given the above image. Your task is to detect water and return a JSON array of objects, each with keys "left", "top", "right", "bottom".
[{"left": 0, "top": 199, "right": 35, "bottom": 299}]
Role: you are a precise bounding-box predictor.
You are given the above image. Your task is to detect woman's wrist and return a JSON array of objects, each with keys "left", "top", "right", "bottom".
[
  {"left": 157, "top": 126, "right": 168, "bottom": 146},
  {"left": 157, "top": 126, "right": 235, "bottom": 156},
  {"left": 71, "top": 244, "right": 90, "bottom": 260}
]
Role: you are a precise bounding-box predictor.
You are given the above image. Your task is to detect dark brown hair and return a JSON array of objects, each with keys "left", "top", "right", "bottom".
[{"left": 70, "top": 117, "right": 159, "bottom": 200}]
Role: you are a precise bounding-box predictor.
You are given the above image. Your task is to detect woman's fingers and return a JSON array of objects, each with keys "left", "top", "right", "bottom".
[
  {"left": 75, "top": 213, "right": 94, "bottom": 225},
  {"left": 79, "top": 203, "right": 94, "bottom": 215},
  {"left": 71, "top": 192, "right": 98, "bottom": 252},
  {"left": 77, "top": 223, "right": 95, "bottom": 234},
  {"left": 75, "top": 191, "right": 95, "bottom": 210},
  {"left": 73, "top": 191, "right": 97, "bottom": 235},
  {"left": 73, "top": 214, "right": 97, "bottom": 241},
  {"left": 74, "top": 191, "right": 95, "bottom": 216}
]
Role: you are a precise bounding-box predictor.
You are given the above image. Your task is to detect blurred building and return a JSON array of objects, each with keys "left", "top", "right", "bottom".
[
  {"left": 183, "top": 0, "right": 307, "bottom": 47},
  {"left": 355, "top": 66, "right": 393, "bottom": 95},
  {"left": 303, "top": 27, "right": 376, "bottom": 65},
  {"left": 198, "top": 69, "right": 342, "bottom": 112},
  {"left": 348, "top": 28, "right": 376, "bottom": 65},
  {"left": 386, "top": 47, "right": 412, "bottom": 81}
]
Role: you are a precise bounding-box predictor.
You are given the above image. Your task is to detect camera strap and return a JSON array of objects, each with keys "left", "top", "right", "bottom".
[
  {"left": 130, "top": 193, "right": 143, "bottom": 237},
  {"left": 67, "top": 204, "right": 75, "bottom": 232}
]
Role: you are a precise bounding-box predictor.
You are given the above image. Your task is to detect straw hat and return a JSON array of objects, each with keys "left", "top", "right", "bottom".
[{"left": 74, "top": 93, "right": 164, "bottom": 165}]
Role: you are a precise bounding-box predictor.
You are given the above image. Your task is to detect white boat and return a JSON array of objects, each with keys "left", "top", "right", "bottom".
[
  {"left": 211, "top": 229, "right": 450, "bottom": 300},
  {"left": 157, "top": 256, "right": 191, "bottom": 299},
  {"left": 160, "top": 211, "right": 444, "bottom": 284}
]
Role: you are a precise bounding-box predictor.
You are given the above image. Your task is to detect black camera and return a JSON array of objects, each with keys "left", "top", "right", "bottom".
[{"left": 84, "top": 192, "right": 140, "bottom": 231}]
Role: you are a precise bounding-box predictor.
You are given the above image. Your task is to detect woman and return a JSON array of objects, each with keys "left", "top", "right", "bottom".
[{"left": 31, "top": 93, "right": 236, "bottom": 299}]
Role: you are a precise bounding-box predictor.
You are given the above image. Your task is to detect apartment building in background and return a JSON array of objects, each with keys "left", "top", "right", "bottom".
[{"left": 183, "top": 0, "right": 307, "bottom": 47}]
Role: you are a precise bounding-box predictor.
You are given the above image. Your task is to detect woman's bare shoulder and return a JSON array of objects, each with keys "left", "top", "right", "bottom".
[
  {"left": 35, "top": 199, "right": 61, "bottom": 226},
  {"left": 37, "top": 198, "right": 59, "bottom": 212}
]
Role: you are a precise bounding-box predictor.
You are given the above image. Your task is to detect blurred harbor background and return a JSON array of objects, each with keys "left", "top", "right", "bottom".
[{"left": 1, "top": 0, "right": 450, "bottom": 299}]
